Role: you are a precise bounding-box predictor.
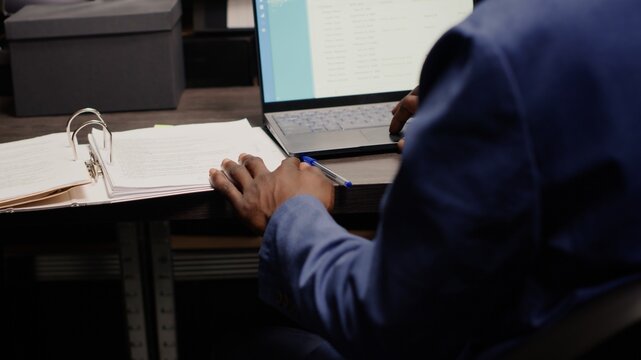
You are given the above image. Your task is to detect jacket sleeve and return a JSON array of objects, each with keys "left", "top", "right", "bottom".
[{"left": 258, "top": 26, "right": 538, "bottom": 359}]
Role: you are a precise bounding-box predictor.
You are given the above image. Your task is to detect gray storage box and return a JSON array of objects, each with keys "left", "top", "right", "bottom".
[{"left": 5, "top": 0, "right": 184, "bottom": 116}]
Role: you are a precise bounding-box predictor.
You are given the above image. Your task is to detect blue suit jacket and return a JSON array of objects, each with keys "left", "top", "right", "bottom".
[{"left": 259, "top": 0, "right": 641, "bottom": 358}]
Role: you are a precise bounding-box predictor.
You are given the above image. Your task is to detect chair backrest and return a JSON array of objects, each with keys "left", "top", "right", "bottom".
[{"left": 506, "top": 278, "right": 641, "bottom": 360}]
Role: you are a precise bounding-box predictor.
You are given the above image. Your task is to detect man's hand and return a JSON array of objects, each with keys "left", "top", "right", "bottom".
[
  {"left": 209, "top": 154, "right": 335, "bottom": 233},
  {"left": 390, "top": 86, "right": 419, "bottom": 152}
]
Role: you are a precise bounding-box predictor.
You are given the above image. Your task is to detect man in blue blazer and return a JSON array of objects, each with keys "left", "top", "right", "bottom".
[{"left": 210, "top": 0, "right": 641, "bottom": 358}]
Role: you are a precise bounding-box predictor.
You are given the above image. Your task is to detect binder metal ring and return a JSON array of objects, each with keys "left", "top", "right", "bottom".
[
  {"left": 66, "top": 108, "right": 108, "bottom": 149},
  {"left": 70, "top": 119, "right": 113, "bottom": 164}
]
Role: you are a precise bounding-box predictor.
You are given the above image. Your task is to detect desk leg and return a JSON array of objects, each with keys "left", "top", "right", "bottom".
[
  {"left": 149, "top": 221, "right": 178, "bottom": 360},
  {"left": 118, "top": 222, "right": 178, "bottom": 360},
  {"left": 0, "top": 244, "right": 5, "bottom": 358},
  {"left": 119, "top": 222, "right": 153, "bottom": 360}
]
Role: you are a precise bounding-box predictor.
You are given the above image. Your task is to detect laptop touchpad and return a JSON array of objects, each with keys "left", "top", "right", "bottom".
[
  {"left": 289, "top": 130, "right": 370, "bottom": 149},
  {"left": 360, "top": 127, "right": 398, "bottom": 144}
]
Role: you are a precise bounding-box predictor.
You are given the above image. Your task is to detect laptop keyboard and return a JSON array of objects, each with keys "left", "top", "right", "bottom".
[{"left": 272, "top": 102, "right": 395, "bottom": 136}]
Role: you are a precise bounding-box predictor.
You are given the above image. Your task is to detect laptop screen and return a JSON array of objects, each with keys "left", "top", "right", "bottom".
[{"left": 254, "top": 0, "right": 473, "bottom": 105}]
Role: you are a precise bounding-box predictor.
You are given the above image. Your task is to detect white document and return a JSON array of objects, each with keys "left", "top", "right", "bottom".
[
  {"left": 89, "top": 119, "right": 285, "bottom": 199},
  {"left": 0, "top": 133, "right": 92, "bottom": 209}
]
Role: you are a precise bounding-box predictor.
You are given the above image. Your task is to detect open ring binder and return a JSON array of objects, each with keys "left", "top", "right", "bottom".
[
  {"left": 1, "top": 107, "right": 286, "bottom": 212},
  {"left": 0, "top": 108, "right": 114, "bottom": 211}
]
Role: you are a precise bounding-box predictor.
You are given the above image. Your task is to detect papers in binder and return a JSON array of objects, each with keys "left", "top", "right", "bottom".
[
  {"left": 0, "top": 108, "right": 286, "bottom": 212},
  {"left": 0, "top": 133, "right": 93, "bottom": 209},
  {"left": 87, "top": 119, "right": 284, "bottom": 199}
]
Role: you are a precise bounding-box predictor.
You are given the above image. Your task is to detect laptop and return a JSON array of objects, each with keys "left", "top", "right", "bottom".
[{"left": 253, "top": 0, "right": 474, "bottom": 157}]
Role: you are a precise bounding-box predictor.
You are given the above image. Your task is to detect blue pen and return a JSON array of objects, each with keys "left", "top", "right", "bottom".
[{"left": 301, "top": 156, "right": 352, "bottom": 188}]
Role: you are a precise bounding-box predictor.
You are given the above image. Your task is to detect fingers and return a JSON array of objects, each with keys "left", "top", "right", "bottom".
[
  {"left": 239, "top": 153, "right": 269, "bottom": 177},
  {"left": 221, "top": 158, "right": 253, "bottom": 192},
  {"left": 209, "top": 168, "right": 244, "bottom": 210},
  {"left": 280, "top": 156, "right": 301, "bottom": 171},
  {"left": 389, "top": 105, "right": 412, "bottom": 134},
  {"left": 392, "top": 99, "right": 402, "bottom": 115},
  {"left": 287, "top": 157, "right": 330, "bottom": 183},
  {"left": 218, "top": 153, "right": 285, "bottom": 193},
  {"left": 392, "top": 87, "right": 417, "bottom": 115},
  {"left": 220, "top": 154, "right": 270, "bottom": 192},
  {"left": 389, "top": 91, "right": 419, "bottom": 134},
  {"left": 397, "top": 138, "right": 405, "bottom": 152},
  {"left": 299, "top": 161, "right": 322, "bottom": 178},
  {"left": 284, "top": 156, "right": 301, "bottom": 166},
  {"left": 298, "top": 161, "right": 324, "bottom": 178}
]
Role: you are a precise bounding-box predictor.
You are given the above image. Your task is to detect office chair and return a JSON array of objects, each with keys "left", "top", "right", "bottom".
[{"left": 506, "top": 278, "right": 641, "bottom": 360}]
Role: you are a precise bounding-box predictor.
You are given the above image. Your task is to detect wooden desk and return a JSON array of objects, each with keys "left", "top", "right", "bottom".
[{"left": 0, "top": 86, "right": 401, "bottom": 360}]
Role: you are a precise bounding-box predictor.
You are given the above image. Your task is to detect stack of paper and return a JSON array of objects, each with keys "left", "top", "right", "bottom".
[
  {"left": 0, "top": 133, "right": 93, "bottom": 210},
  {"left": 89, "top": 119, "right": 285, "bottom": 200}
]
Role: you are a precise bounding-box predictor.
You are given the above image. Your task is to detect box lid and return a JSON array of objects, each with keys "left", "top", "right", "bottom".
[{"left": 5, "top": 0, "right": 181, "bottom": 40}]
